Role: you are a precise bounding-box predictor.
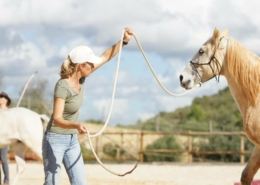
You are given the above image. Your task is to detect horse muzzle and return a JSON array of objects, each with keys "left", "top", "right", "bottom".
[{"left": 179, "top": 75, "right": 192, "bottom": 89}]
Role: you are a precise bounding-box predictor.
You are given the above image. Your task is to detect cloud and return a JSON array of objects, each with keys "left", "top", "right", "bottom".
[{"left": 0, "top": 0, "right": 258, "bottom": 125}]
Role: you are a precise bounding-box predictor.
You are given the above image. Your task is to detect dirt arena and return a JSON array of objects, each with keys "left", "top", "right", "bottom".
[{"left": 7, "top": 162, "right": 260, "bottom": 185}]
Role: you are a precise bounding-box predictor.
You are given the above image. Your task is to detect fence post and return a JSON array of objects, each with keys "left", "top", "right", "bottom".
[
  {"left": 121, "top": 132, "right": 124, "bottom": 148},
  {"left": 240, "top": 132, "right": 244, "bottom": 164},
  {"left": 95, "top": 136, "right": 99, "bottom": 157},
  {"left": 119, "top": 132, "right": 123, "bottom": 162},
  {"left": 116, "top": 147, "right": 120, "bottom": 162},
  {"left": 99, "top": 134, "right": 103, "bottom": 160},
  {"left": 188, "top": 130, "right": 193, "bottom": 162},
  {"left": 139, "top": 131, "right": 144, "bottom": 163},
  {"left": 27, "top": 96, "right": 31, "bottom": 109}
]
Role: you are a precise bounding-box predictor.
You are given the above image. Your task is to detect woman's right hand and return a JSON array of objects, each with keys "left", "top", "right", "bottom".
[
  {"left": 92, "top": 27, "right": 134, "bottom": 72},
  {"left": 123, "top": 27, "right": 134, "bottom": 42}
]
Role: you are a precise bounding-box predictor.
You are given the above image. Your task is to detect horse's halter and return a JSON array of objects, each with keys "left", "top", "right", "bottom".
[{"left": 190, "top": 37, "right": 225, "bottom": 84}]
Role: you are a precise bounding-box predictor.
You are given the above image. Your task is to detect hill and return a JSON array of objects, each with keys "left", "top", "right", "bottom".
[
  {"left": 118, "top": 87, "right": 243, "bottom": 132},
  {"left": 84, "top": 87, "right": 254, "bottom": 163}
]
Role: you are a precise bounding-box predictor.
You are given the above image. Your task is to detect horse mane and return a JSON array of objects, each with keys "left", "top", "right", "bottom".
[{"left": 225, "top": 37, "right": 260, "bottom": 106}]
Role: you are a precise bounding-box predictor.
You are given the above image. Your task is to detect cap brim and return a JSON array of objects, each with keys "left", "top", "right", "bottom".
[{"left": 88, "top": 55, "right": 102, "bottom": 64}]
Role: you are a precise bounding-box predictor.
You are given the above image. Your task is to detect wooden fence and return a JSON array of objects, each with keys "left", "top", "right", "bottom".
[
  {"left": 15, "top": 131, "right": 252, "bottom": 163},
  {"left": 97, "top": 131, "right": 252, "bottom": 164}
]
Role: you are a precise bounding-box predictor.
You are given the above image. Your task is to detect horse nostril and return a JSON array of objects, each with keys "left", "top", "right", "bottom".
[{"left": 179, "top": 75, "right": 183, "bottom": 82}]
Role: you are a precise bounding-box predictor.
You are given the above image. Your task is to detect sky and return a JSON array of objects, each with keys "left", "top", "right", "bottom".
[{"left": 1, "top": 0, "right": 260, "bottom": 126}]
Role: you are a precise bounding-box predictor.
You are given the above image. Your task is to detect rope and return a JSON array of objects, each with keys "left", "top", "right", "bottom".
[
  {"left": 88, "top": 30, "right": 202, "bottom": 138},
  {"left": 88, "top": 29, "right": 125, "bottom": 138},
  {"left": 84, "top": 30, "right": 202, "bottom": 176},
  {"left": 84, "top": 30, "right": 138, "bottom": 176},
  {"left": 133, "top": 34, "right": 202, "bottom": 96},
  {"left": 16, "top": 71, "right": 38, "bottom": 107},
  {"left": 86, "top": 130, "right": 138, "bottom": 176}
]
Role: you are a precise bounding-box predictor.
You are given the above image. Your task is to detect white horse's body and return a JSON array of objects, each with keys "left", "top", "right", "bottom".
[
  {"left": 0, "top": 107, "right": 49, "bottom": 185},
  {"left": 180, "top": 28, "right": 260, "bottom": 185}
]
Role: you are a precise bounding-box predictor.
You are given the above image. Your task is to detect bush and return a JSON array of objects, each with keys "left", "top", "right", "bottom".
[
  {"left": 144, "top": 135, "right": 183, "bottom": 162},
  {"left": 80, "top": 143, "right": 94, "bottom": 162},
  {"left": 195, "top": 135, "right": 254, "bottom": 162},
  {"left": 103, "top": 143, "right": 125, "bottom": 158}
]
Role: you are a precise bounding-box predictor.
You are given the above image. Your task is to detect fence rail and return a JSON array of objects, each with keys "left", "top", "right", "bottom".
[{"left": 95, "top": 131, "right": 251, "bottom": 163}]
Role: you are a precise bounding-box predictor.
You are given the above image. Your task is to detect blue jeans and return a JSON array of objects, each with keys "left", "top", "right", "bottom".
[
  {"left": 0, "top": 146, "right": 9, "bottom": 184},
  {"left": 42, "top": 132, "right": 87, "bottom": 185}
]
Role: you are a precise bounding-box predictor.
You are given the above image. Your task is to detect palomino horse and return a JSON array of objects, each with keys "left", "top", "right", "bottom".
[
  {"left": 0, "top": 107, "right": 49, "bottom": 185},
  {"left": 179, "top": 27, "right": 260, "bottom": 185}
]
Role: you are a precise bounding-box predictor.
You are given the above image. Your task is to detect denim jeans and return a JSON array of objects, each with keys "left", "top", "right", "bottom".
[
  {"left": 42, "top": 131, "right": 87, "bottom": 185},
  {"left": 0, "top": 146, "right": 9, "bottom": 184}
]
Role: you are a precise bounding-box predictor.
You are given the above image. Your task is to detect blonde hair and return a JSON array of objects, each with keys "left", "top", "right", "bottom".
[{"left": 59, "top": 56, "right": 79, "bottom": 78}]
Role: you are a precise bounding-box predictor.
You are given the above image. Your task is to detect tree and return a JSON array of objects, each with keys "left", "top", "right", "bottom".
[
  {"left": 187, "top": 104, "right": 208, "bottom": 121},
  {"left": 19, "top": 78, "right": 52, "bottom": 115}
]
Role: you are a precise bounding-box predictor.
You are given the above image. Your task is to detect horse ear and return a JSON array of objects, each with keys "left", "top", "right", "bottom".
[
  {"left": 212, "top": 27, "right": 221, "bottom": 41},
  {"left": 222, "top": 29, "right": 229, "bottom": 37}
]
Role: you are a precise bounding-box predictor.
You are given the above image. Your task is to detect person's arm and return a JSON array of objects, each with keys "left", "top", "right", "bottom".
[
  {"left": 53, "top": 97, "right": 87, "bottom": 134},
  {"left": 91, "top": 27, "right": 133, "bottom": 72}
]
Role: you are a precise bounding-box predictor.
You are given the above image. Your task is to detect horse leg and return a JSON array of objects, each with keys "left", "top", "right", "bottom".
[
  {"left": 10, "top": 142, "right": 27, "bottom": 185},
  {"left": 30, "top": 140, "right": 43, "bottom": 161},
  {"left": 241, "top": 146, "right": 260, "bottom": 185}
]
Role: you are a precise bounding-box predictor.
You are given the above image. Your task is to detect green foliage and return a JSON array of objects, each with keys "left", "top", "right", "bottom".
[
  {"left": 103, "top": 143, "right": 117, "bottom": 157},
  {"left": 120, "top": 87, "right": 243, "bottom": 132},
  {"left": 17, "top": 78, "right": 52, "bottom": 115},
  {"left": 188, "top": 104, "right": 208, "bottom": 121},
  {"left": 195, "top": 135, "right": 254, "bottom": 162},
  {"left": 102, "top": 143, "right": 125, "bottom": 159},
  {"left": 80, "top": 143, "right": 94, "bottom": 162},
  {"left": 85, "top": 119, "right": 104, "bottom": 124},
  {"left": 144, "top": 136, "right": 183, "bottom": 162},
  {"left": 116, "top": 87, "right": 250, "bottom": 162}
]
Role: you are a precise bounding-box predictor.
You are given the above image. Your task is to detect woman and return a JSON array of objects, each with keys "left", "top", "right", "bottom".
[
  {"left": 0, "top": 92, "right": 11, "bottom": 185},
  {"left": 42, "top": 27, "right": 133, "bottom": 185}
]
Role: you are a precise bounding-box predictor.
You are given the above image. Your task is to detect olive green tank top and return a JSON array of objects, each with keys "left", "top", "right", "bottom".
[{"left": 47, "top": 77, "right": 85, "bottom": 134}]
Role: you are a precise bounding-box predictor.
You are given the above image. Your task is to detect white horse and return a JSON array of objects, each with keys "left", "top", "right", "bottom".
[
  {"left": 180, "top": 27, "right": 260, "bottom": 185},
  {"left": 0, "top": 107, "right": 49, "bottom": 185}
]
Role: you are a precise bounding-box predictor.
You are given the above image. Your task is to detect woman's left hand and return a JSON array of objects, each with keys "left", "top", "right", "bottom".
[
  {"left": 77, "top": 122, "right": 88, "bottom": 134},
  {"left": 123, "top": 27, "right": 134, "bottom": 42}
]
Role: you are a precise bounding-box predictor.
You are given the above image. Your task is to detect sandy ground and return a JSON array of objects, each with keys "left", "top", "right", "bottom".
[{"left": 7, "top": 162, "right": 260, "bottom": 185}]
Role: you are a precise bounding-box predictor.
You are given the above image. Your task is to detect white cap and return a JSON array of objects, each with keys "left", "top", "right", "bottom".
[{"left": 69, "top": 46, "right": 102, "bottom": 64}]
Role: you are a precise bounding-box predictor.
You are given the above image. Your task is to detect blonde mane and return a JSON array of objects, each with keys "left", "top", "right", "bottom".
[{"left": 226, "top": 37, "right": 260, "bottom": 106}]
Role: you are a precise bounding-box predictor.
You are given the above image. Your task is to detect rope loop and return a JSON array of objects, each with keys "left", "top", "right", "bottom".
[{"left": 89, "top": 30, "right": 201, "bottom": 138}]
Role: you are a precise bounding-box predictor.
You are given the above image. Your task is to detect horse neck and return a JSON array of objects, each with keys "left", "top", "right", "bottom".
[
  {"left": 222, "top": 38, "right": 260, "bottom": 118},
  {"left": 223, "top": 74, "right": 250, "bottom": 117}
]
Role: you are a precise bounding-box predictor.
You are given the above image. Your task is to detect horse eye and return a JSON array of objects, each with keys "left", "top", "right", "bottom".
[{"left": 199, "top": 49, "right": 204, "bottom": 54}]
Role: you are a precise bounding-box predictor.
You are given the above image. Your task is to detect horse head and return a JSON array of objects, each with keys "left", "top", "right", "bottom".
[{"left": 180, "top": 28, "right": 229, "bottom": 89}]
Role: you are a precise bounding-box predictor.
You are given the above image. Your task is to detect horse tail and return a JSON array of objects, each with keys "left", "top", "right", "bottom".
[{"left": 40, "top": 114, "right": 49, "bottom": 132}]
